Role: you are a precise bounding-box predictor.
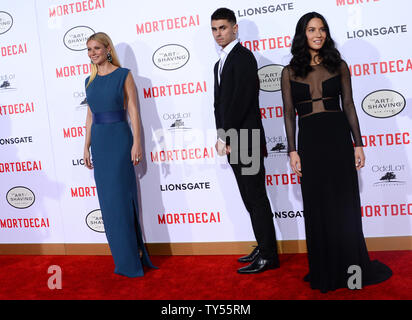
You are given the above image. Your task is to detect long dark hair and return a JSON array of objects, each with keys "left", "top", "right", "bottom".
[{"left": 289, "top": 12, "right": 341, "bottom": 78}]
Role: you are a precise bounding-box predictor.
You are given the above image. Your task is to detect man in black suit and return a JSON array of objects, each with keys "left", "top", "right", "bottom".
[{"left": 211, "top": 8, "right": 279, "bottom": 274}]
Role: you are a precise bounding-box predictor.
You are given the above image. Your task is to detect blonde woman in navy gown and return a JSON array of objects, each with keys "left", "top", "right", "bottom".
[
  {"left": 83, "top": 32, "right": 155, "bottom": 277},
  {"left": 281, "top": 13, "right": 392, "bottom": 292}
]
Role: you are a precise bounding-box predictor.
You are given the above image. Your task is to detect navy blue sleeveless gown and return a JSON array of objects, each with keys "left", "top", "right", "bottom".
[{"left": 85, "top": 67, "right": 155, "bottom": 277}]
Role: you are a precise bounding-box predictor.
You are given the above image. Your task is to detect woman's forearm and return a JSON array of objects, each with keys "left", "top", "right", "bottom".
[
  {"left": 127, "top": 103, "right": 141, "bottom": 143},
  {"left": 84, "top": 107, "right": 92, "bottom": 150}
]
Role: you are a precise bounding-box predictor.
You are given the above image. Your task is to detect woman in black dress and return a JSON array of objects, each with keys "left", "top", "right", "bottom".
[{"left": 281, "top": 12, "right": 392, "bottom": 293}]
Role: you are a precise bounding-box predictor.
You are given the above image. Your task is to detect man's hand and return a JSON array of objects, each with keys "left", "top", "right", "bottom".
[{"left": 215, "top": 139, "right": 229, "bottom": 156}]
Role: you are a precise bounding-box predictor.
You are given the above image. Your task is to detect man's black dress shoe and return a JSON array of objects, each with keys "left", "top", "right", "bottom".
[
  {"left": 237, "top": 256, "right": 279, "bottom": 274},
  {"left": 238, "top": 246, "right": 260, "bottom": 263}
]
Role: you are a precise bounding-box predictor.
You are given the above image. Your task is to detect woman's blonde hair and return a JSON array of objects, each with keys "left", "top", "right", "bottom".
[{"left": 86, "top": 32, "right": 121, "bottom": 88}]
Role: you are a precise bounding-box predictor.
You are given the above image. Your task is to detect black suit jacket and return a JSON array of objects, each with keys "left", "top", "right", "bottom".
[{"left": 213, "top": 43, "right": 266, "bottom": 154}]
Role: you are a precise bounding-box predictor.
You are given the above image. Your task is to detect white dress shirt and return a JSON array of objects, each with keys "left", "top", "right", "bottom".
[
  {"left": 217, "top": 39, "right": 239, "bottom": 85},
  {"left": 217, "top": 39, "right": 239, "bottom": 144}
]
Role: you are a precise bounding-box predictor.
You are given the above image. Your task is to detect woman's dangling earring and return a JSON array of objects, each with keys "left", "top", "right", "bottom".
[{"left": 107, "top": 52, "right": 113, "bottom": 63}]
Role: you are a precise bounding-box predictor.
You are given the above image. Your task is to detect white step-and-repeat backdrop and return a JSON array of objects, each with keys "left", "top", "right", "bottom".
[{"left": 1, "top": 0, "right": 411, "bottom": 246}]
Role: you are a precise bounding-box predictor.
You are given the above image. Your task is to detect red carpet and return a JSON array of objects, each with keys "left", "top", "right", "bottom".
[{"left": 0, "top": 251, "right": 410, "bottom": 300}]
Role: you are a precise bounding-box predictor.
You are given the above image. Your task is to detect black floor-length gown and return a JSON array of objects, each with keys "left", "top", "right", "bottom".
[{"left": 281, "top": 60, "right": 392, "bottom": 293}]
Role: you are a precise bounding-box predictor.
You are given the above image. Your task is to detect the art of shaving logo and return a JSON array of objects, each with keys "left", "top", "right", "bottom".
[
  {"left": 6, "top": 186, "right": 35, "bottom": 209},
  {"left": 63, "top": 26, "right": 95, "bottom": 51},
  {"left": 153, "top": 44, "right": 190, "bottom": 71},
  {"left": 163, "top": 112, "right": 192, "bottom": 131},
  {"left": 0, "top": 12, "right": 13, "bottom": 35},
  {"left": 266, "top": 135, "right": 288, "bottom": 157},
  {"left": 362, "top": 90, "right": 406, "bottom": 118},
  {"left": 86, "top": 209, "right": 105, "bottom": 233},
  {"left": 372, "top": 164, "right": 407, "bottom": 187},
  {"left": 0, "top": 73, "right": 16, "bottom": 93},
  {"left": 258, "top": 64, "right": 283, "bottom": 92}
]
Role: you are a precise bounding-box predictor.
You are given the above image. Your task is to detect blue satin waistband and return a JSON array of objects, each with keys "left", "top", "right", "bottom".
[{"left": 93, "top": 110, "right": 127, "bottom": 124}]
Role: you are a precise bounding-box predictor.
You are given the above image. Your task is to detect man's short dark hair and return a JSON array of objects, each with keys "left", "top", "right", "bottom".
[{"left": 211, "top": 7, "right": 237, "bottom": 24}]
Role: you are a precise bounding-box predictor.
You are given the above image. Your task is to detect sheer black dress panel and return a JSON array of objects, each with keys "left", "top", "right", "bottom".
[{"left": 281, "top": 60, "right": 363, "bottom": 153}]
